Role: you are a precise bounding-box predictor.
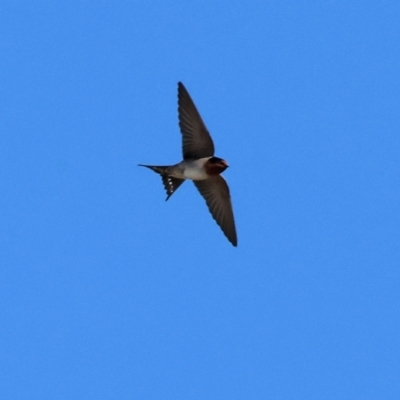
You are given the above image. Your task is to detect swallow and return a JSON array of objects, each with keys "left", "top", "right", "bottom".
[{"left": 139, "top": 82, "right": 237, "bottom": 247}]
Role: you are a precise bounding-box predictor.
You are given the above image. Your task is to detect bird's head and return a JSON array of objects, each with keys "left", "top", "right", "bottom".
[{"left": 205, "top": 156, "right": 229, "bottom": 175}]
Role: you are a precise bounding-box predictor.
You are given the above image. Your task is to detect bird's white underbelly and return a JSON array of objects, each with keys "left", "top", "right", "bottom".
[
  {"left": 183, "top": 166, "right": 208, "bottom": 180},
  {"left": 180, "top": 159, "right": 209, "bottom": 180}
]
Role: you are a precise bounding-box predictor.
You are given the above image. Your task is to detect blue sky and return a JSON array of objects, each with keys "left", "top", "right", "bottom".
[{"left": 1, "top": 2, "right": 399, "bottom": 399}]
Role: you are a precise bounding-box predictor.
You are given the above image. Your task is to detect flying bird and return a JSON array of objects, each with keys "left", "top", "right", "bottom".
[{"left": 139, "top": 82, "right": 237, "bottom": 247}]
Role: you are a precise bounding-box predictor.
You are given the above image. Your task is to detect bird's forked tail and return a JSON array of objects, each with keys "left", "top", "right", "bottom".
[
  {"left": 138, "top": 164, "right": 169, "bottom": 175},
  {"left": 138, "top": 164, "right": 185, "bottom": 201}
]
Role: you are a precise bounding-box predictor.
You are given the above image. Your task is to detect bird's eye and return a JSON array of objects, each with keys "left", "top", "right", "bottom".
[{"left": 210, "top": 157, "right": 222, "bottom": 164}]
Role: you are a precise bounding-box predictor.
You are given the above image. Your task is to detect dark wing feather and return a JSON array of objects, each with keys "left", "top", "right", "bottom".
[
  {"left": 178, "top": 82, "right": 215, "bottom": 160},
  {"left": 194, "top": 176, "right": 237, "bottom": 246}
]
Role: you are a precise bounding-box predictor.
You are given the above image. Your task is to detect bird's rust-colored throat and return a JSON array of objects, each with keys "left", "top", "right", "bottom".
[{"left": 205, "top": 157, "right": 229, "bottom": 176}]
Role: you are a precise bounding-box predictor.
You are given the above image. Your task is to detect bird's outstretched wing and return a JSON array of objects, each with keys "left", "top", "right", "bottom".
[
  {"left": 194, "top": 176, "right": 237, "bottom": 246},
  {"left": 178, "top": 82, "right": 215, "bottom": 160}
]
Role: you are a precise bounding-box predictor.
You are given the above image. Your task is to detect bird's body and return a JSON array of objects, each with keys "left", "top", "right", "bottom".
[
  {"left": 140, "top": 156, "right": 228, "bottom": 181},
  {"left": 139, "top": 82, "right": 237, "bottom": 247}
]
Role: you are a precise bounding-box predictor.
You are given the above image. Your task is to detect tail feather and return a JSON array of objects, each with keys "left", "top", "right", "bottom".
[
  {"left": 138, "top": 164, "right": 185, "bottom": 201},
  {"left": 138, "top": 164, "right": 169, "bottom": 175}
]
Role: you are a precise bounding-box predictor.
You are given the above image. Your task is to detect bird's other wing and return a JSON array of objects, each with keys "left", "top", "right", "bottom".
[
  {"left": 178, "top": 82, "right": 215, "bottom": 160},
  {"left": 194, "top": 176, "right": 237, "bottom": 246}
]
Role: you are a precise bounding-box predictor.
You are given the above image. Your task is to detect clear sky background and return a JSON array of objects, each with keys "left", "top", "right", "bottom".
[{"left": 1, "top": 2, "right": 399, "bottom": 399}]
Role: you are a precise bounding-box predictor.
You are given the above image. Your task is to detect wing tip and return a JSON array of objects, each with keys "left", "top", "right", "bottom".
[{"left": 228, "top": 232, "right": 238, "bottom": 247}]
